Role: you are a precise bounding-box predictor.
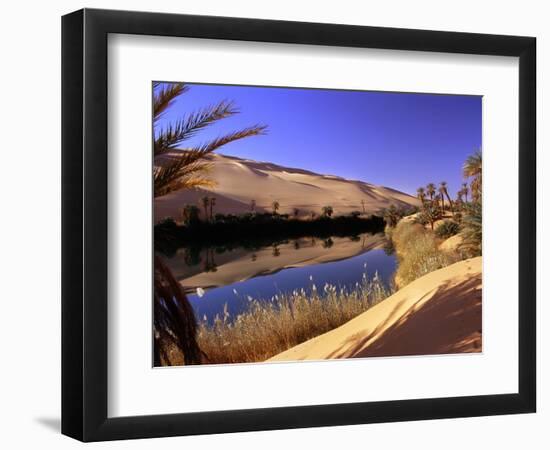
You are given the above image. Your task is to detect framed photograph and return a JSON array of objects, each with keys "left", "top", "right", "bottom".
[{"left": 62, "top": 8, "right": 536, "bottom": 441}]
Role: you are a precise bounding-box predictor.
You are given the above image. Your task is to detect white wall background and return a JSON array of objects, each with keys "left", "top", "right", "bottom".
[{"left": 0, "top": 0, "right": 546, "bottom": 448}]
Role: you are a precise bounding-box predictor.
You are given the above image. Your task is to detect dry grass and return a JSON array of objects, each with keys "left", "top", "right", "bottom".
[
  {"left": 392, "top": 221, "right": 460, "bottom": 287},
  {"left": 193, "top": 271, "right": 392, "bottom": 365},
  {"left": 161, "top": 220, "right": 468, "bottom": 366}
]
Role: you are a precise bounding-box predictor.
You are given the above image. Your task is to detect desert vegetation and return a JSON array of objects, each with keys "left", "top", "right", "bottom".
[
  {"left": 153, "top": 82, "right": 267, "bottom": 365},
  {"left": 385, "top": 149, "right": 482, "bottom": 287},
  {"left": 152, "top": 81, "right": 482, "bottom": 366},
  {"left": 157, "top": 149, "right": 482, "bottom": 365},
  {"left": 391, "top": 221, "right": 461, "bottom": 287},
  {"left": 161, "top": 268, "right": 392, "bottom": 365},
  {"left": 435, "top": 220, "right": 460, "bottom": 239},
  {"left": 155, "top": 209, "right": 385, "bottom": 254},
  {"left": 459, "top": 201, "right": 482, "bottom": 257},
  {"left": 380, "top": 204, "right": 418, "bottom": 228}
]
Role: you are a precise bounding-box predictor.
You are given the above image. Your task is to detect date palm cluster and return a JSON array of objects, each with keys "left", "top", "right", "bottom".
[
  {"left": 414, "top": 150, "right": 482, "bottom": 231},
  {"left": 411, "top": 150, "right": 482, "bottom": 257},
  {"left": 416, "top": 181, "right": 454, "bottom": 214}
]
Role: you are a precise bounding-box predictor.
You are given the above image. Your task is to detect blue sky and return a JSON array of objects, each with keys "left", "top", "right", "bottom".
[{"left": 154, "top": 82, "right": 481, "bottom": 196}]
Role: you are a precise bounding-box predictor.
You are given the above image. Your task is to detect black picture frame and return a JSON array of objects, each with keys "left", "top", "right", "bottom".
[{"left": 62, "top": 8, "right": 536, "bottom": 442}]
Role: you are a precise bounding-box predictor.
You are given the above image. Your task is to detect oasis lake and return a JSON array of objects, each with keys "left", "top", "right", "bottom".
[{"left": 163, "top": 232, "right": 397, "bottom": 324}]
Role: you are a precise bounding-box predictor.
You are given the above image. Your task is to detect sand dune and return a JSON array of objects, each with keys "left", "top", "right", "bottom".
[
  {"left": 439, "top": 233, "right": 464, "bottom": 252},
  {"left": 269, "top": 257, "right": 482, "bottom": 361},
  {"left": 155, "top": 153, "right": 420, "bottom": 222}
]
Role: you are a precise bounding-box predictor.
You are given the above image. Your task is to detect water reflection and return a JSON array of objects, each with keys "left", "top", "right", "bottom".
[
  {"left": 165, "top": 233, "right": 388, "bottom": 292},
  {"left": 163, "top": 232, "right": 397, "bottom": 321}
]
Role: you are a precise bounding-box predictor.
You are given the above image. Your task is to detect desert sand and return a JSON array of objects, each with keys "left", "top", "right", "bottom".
[
  {"left": 269, "top": 256, "right": 482, "bottom": 361},
  {"left": 439, "top": 233, "right": 464, "bottom": 252},
  {"left": 165, "top": 233, "right": 387, "bottom": 292},
  {"left": 155, "top": 153, "right": 420, "bottom": 222}
]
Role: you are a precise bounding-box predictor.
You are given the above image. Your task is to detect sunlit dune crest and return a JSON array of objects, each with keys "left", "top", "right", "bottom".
[
  {"left": 154, "top": 152, "right": 420, "bottom": 222},
  {"left": 269, "top": 257, "right": 482, "bottom": 361}
]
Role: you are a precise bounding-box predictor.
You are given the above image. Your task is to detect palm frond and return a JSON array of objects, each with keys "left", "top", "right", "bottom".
[
  {"left": 188, "top": 124, "right": 267, "bottom": 155},
  {"left": 155, "top": 124, "right": 267, "bottom": 195},
  {"left": 463, "top": 150, "right": 482, "bottom": 179},
  {"left": 463, "top": 150, "right": 482, "bottom": 202},
  {"left": 158, "top": 174, "right": 216, "bottom": 197},
  {"left": 154, "top": 255, "right": 201, "bottom": 365},
  {"left": 459, "top": 201, "right": 482, "bottom": 256},
  {"left": 154, "top": 101, "right": 238, "bottom": 156},
  {"left": 153, "top": 82, "right": 188, "bottom": 123},
  {"left": 154, "top": 155, "right": 216, "bottom": 197},
  {"left": 152, "top": 82, "right": 268, "bottom": 366}
]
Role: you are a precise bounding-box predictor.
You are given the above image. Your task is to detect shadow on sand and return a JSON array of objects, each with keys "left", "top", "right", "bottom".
[{"left": 328, "top": 274, "right": 482, "bottom": 359}]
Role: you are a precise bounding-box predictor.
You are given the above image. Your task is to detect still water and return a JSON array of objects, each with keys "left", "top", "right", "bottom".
[{"left": 164, "top": 233, "right": 396, "bottom": 323}]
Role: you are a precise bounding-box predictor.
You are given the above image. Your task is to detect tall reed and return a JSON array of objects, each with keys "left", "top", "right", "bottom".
[{"left": 180, "top": 270, "right": 392, "bottom": 365}]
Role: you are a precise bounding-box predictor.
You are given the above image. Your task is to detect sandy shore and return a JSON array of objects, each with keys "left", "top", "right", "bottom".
[{"left": 269, "top": 257, "right": 482, "bottom": 361}]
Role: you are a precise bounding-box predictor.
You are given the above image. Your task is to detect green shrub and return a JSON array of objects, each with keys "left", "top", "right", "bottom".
[
  {"left": 414, "top": 203, "right": 442, "bottom": 230},
  {"left": 435, "top": 220, "right": 460, "bottom": 239},
  {"left": 459, "top": 201, "right": 482, "bottom": 257}
]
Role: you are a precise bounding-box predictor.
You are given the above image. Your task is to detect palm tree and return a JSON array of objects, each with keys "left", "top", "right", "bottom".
[
  {"left": 434, "top": 193, "right": 443, "bottom": 213},
  {"left": 383, "top": 204, "right": 399, "bottom": 228},
  {"left": 293, "top": 208, "right": 300, "bottom": 218},
  {"left": 203, "top": 248, "right": 218, "bottom": 273},
  {"left": 416, "top": 187, "right": 426, "bottom": 206},
  {"left": 322, "top": 238, "right": 334, "bottom": 249},
  {"left": 153, "top": 82, "right": 266, "bottom": 366},
  {"left": 426, "top": 183, "right": 436, "bottom": 201},
  {"left": 154, "top": 255, "right": 201, "bottom": 366},
  {"left": 153, "top": 82, "right": 267, "bottom": 198},
  {"left": 439, "top": 181, "right": 454, "bottom": 213},
  {"left": 460, "top": 201, "right": 482, "bottom": 256},
  {"left": 438, "top": 184, "right": 447, "bottom": 211},
  {"left": 209, "top": 197, "right": 216, "bottom": 220},
  {"left": 418, "top": 202, "right": 441, "bottom": 230},
  {"left": 272, "top": 200, "right": 280, "bottom": 214},
  {"left": 463, "top": 150, "right": 482, "bottom": 202},
  {"left": 322, "top": 205, "right": 334, "bottom": 217},
  {"left": 181, "top": 204, "right": 201, "bottom": 225},
  {"left": 454, "top": 198, "right": 464, "bottom": 213},
  {"left": 200, "top": 195, "right": 210, "bottom": 220},
  {"left": 462, "top": 182, "right": 469, "bottom": 203},
  {"left": 360, "top": 199, "right": 366, "bottom": 214}
]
